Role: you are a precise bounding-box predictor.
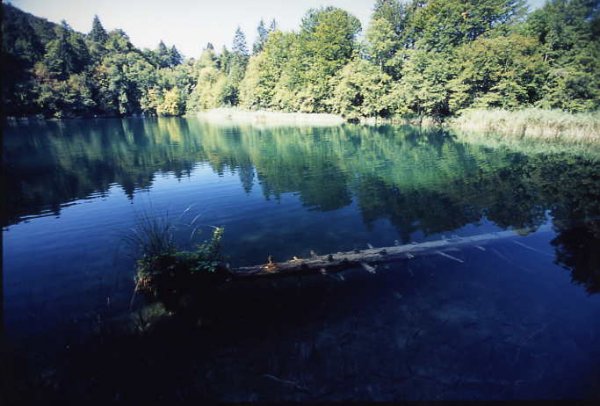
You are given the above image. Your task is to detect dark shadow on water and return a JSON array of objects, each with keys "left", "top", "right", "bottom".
[
  {"left": 552, "top": 220, "right": 600, "bottom": 294},
  {"left": 6, "top": 243, "right": 600, "bottom": 402}
]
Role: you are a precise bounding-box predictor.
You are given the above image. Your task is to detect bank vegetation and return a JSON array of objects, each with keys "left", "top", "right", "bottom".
[{"left": 2, "top": 0, "right": 599, "bottom": 134}]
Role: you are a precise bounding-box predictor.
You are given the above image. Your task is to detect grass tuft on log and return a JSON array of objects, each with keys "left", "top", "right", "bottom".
[{"left": 129, "top": 216, "right": 229, "bottom": 314}]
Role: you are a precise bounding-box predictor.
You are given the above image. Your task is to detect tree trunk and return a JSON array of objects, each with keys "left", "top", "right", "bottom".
[{"left": 232, "top": 226, "right": 551, "bottom": 278}]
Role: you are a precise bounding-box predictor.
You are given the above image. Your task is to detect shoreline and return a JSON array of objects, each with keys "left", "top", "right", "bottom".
[
  {"left": 193, "top": 108, "right": 345, "bottom": 127},
  {"left": 5, "top": 107, "right": 598, "bottom": 145},
  {"left": 195, "top": 107, "right": 600, "bottom": 144}
]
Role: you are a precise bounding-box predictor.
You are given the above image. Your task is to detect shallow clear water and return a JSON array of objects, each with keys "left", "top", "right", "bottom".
[{"left": 3, "top": 117, "right": 600, "bottom": 399}]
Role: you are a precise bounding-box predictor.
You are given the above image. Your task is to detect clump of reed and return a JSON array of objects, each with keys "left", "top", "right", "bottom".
[
  {"left": 125, "top": 212, "right": 177, "bottom": 258},
  {"left": 450, "top": 108, "right": 600, "bottom": 143},
  {"left": 125, "top": 211, "right": 229, "bottom": 315},
  {"left": 133, "top": 226, "right": 229, "bottom": 315}
]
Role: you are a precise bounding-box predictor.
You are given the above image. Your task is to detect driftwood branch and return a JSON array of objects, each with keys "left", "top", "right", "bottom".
[{"left": 232, "top": 226, "right": 551, "bottom": 278}]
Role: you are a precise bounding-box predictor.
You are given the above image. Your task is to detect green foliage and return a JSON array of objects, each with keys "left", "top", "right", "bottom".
[
  {"left": 232, "top": 27, "right": 249, "bottom": 59},
  {"left": 2, "top": 0, "right": 599, "bottom": 119},
  {"left": 89, "top": 15, "right": 108, "bottom": 44},
  {"left": 366, "top": 18, "right": 397, "bottom": 69},
  {"left": 367, "top": 0, "right": 409, "bottom": 77},
  {"left": 539, "top": 43, "right": 600, "bottom": 112},
  {"left": 157, "top": 87, "right": 185, "bottom": 116},
  {"left": 252, "top": 19, "right": 269, "bottom": 54},
  {"left": 409, "top": 0, "right": 526, "bottom": 51},
  {"left": 135, "top": 226, "right": 227, "bottom": 313},
  {"left": 372, "top": 0, "right": 407, "bottom": 35},
  {"left": 93, "top": 49, "right": 157, "bottom": 115},
  {"left": 391, "top": 50, "right": 455, "bottom": 118},
  {"left": 239, "top": 52, "right": 270, "bottom": 109},
  {"left": 449, "top": 33, "right": 547, "bottom": 111},
  {"left": 290, "top": 7, "right": 363, "bottom": 112},
  {"left": 239, "top": 31, "right": 295, "bottom": 110},
  {"left": 526, "top": 0, "right": 600, "bottom": 112},
  {"left": 187, "top": 48, "right": 228, "bottom": 111},
  {"left": 43, "top": 22, "right": 90, "bottom": 80},
  {"left": 331, "top": 58, "right": 392, "bottom": 119}
]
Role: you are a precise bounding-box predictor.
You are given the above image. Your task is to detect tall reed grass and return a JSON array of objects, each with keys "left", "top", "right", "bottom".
[
  {"left": 451, "top": 108, "right": 600, "bottom": 143},
  {"left": 124, "top": 212, "right": 176, "bottom": 258}
]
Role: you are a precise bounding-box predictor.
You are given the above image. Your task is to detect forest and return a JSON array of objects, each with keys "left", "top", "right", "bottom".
[{"left": 1, "top": 0, "right": 599, "bottom": 120}]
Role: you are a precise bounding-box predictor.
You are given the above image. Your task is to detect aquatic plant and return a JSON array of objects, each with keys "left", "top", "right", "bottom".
[
  {"left": 451, "top": 108, "right": 600, "bottom": 143},
  {"left": 134, "top": 226, "right": 230, "bottom": 314},
  {"left": 125, "top": 212, "right": 177, "bottom": 258}
]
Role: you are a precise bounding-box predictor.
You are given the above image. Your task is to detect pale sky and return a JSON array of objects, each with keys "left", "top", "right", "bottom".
[{"left": 9, "top": 0, "right": 547, "bottom": 59}]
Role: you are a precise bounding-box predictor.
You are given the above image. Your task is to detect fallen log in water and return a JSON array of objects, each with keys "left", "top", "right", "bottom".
[{"left": 232, "top": 225, "right": 552, "bottom": 278}]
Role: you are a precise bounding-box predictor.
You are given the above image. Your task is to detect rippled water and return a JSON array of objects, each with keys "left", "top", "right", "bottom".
[{"left": 3, "top": 117, "right": 600, "bottom": 400}]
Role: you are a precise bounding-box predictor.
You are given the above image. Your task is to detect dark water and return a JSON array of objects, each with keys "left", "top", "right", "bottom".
[{"left": 3, "top": 117, "right": 600, "bottom": 400}]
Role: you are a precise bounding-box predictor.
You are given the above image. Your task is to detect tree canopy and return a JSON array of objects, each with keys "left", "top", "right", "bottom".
[{"left": 2, "top": 0, "right": 599, "bottom": 119}]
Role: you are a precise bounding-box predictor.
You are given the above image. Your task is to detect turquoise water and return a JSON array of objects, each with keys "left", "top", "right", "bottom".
[{"left": 3, "top": 117, "right": 600, "bottom": 399}]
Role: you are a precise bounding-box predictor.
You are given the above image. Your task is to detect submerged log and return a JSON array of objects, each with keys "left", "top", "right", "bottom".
[{"left": 232, "top": 226, "right": 552, "bottom": 278}]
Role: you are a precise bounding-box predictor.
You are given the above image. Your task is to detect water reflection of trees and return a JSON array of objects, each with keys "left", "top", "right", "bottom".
[{"left": 3, "top": 117, "right": 599, "bottom": 292}]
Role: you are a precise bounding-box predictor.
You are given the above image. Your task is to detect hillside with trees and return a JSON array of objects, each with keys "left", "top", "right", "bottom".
[{"left": 2, "top": 0, "right": 599, "bottom": 120}]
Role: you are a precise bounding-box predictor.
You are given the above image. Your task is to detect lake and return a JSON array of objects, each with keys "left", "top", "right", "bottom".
[{"left": 3, "top": 116, "right": 600, "bottom": 400}]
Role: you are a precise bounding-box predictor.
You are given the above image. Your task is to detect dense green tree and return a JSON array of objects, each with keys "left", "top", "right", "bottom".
[
  {"left": 187, "top": 47, "right": 228, "bottom": 111},
  {"left": 169, "top": 45, "right": 183, "bottom": 66},
  {"left": 221, "top": 27, "right": 250, "bottom": 105},
  {"left": 449, "top": 33, "right": 547, "bottom": 111},
  {"left": 156, "top": 40, "right": 172, "bottom": 68},
  {"left": 93, "top": 50, "right": 156, "bottom": 115},
  {"left": 240, "top": 31, "right": 296, "bottom": 110},
  {"left": 253, "top": 19, "right": 269, "bottom": 54},
  {"left": 43, "top": 21, "right": 90, "bottom": 80},
  {"left": 526, "top": 0, "right": 600, "bottom": 111},
  {"left": 232, "top": 26, "right": 249, "bottom": 59},
  {"left": 410, "top": 0, "right": 526, "bottom": 51},
  {"left": 218, "top": 45, "right": 231, "bottom": 72},
  {"left": 538, "top": 44, "right": 600, "bottom": 111},
  {"left": 104, "top": 29, "right": 134, "bottom": 53},
  {"left": 279, "top": 7, "right": 362, "bottom": 112},
  {"left": 32, "top": 60, "right": 96, "bottom": 117},
  {"left": 239, "top": 52, "right": 269, "bottom": 109},
  {"left": 526, "top": 0, "right": 597, "bottom": 60},
  {"left": 157, "top": 86, "right": 185, "bottom": 116},
  {"left": 390, "top": 49, "right": 454, "bottom": 118},
  {"left": 372, "top": 0, "right": 407, "bottom": 35},
  {"left": 331, "top": 58, "right": 392, "bottom": 119},
  {"left": 89, "top": 15, "right": 108, "bottom": 43},
  {"left": 366, "top": 17, "right": 397, "bottom": 70},
  {"left": 241, "top": 31, "right": 289, "bottom": 108}
]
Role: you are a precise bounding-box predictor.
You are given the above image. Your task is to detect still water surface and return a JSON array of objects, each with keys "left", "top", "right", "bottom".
[{"left": 3, "top": 117, "right": 600, "bottom": 399}]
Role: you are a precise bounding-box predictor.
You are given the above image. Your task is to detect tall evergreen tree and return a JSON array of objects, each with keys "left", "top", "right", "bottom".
[
  {"left": 222, "top": 27, "right": 250, "bottom": 105},
  {"left": 269, "top": 18, "right": 278, "bottom": 32},
  {"left": 89, "top": 15, "right": 108, "bottom": 43},
  {"left": 232, "top": 26, "right": 249, "bottom": 58},
  {"left": 169, "top": 45, "right": 183, "bottom": 66},
  {"left": 253, "top": 19, "right": 268, "bottom": 54},
  {"left": 156, "top": 40, "right": 170, "bottom": 67},
  {"left": 43, "top": 21, "right": 89, "bottom": 79}
]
